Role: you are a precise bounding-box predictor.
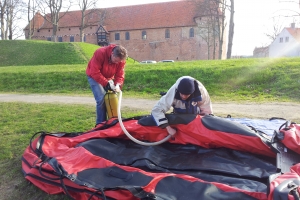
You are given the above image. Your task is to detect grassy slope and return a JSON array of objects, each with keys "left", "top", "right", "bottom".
[
  {"left": 0, "top": 40, "right": 136, "bottom": 66},
  {"left": 0, "top": 57, "right": 299, "bottom": 102},
  {"left": 0, "top": 40, "right": 299, "bottom": 102}
]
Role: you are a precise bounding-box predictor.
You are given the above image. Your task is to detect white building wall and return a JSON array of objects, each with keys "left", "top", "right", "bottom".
[{"left": 269, "top": 29, "right": 300, "bottom": 57}]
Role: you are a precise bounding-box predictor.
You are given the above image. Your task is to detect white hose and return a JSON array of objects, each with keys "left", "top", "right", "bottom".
[{"left": 117, "top": 91, "right": 172, "bottom": 146}]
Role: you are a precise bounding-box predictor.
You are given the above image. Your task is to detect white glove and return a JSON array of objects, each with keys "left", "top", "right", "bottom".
[
  {"left": 115, "top": 84, "right": 121, "bottom": 92},
  {"left": 108, "top": 80, "right": 116, "bottom": 91}
]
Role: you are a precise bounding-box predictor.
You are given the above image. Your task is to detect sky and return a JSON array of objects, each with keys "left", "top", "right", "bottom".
[{"left": 93, "top": 0, "right": 300, "bottom": 56}]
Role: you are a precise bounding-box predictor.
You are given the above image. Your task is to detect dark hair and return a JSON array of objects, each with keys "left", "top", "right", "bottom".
[{"left": 113, "top": 45, "right": 128, "bottom": 60}]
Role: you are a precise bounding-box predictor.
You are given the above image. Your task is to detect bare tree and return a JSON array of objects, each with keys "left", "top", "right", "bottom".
[
  {"left": 76, "top": 0, "right": 96, "bottom": 42},
  {"left": 265, "top": 17, "right": 284, "bottom": 42},
  {"left": 27, "top": 0, "right": 36, "bottom": 40},
  {"left": 6, "top": 0, "right": 26, "bottom": 39},
  {"left": 226, "top": 0, "right": 234, "bottom": 59},
  {"left": 0, "top": 0, "right": 26, "bottom": 40},
  {"left": 75, "top": 0, "right": 108, "bottom": 42},
  {"left": 0, "top": 0, "right": 7, "bottom": 39},
  {"left": 215, "top": 0, "right": 228, "bottom": 60},
  {"left": 195, "top": 0, "right": 226, "bottom": 60},
  {"left": 36, "top": 0, "right": 72, "bottom": 42},
  {"left": 193, "top": 0, "right": 229, "bottom": 60},
  {"left": 196, "top": 15, "right": 214, "bottom": 59}
]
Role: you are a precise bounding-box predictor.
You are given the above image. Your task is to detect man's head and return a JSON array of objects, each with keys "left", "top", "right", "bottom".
[
  {"left": 111, "top": 45, "right": 128, "bottom": 63},
  {"left": 178, "top": 78, "right": 195, "bottom": 100}
]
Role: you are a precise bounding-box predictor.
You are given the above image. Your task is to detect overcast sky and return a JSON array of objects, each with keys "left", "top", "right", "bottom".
[{"left": 94, "top": 0, "right": 300, "bottom": 56}]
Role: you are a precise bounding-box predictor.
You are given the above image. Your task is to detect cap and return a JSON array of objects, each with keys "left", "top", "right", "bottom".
[{"left": 177, "top": 78, "right": 195, "bottom": 95}]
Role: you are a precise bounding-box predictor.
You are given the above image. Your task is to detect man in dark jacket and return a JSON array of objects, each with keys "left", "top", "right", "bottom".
[{"left": 86, "top": 44, "right": 127, "bottom": 125}]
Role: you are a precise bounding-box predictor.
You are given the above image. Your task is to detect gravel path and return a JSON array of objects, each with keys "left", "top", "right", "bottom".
[{"left": 0, "top": 93, "right": 299, "bottom": 122}]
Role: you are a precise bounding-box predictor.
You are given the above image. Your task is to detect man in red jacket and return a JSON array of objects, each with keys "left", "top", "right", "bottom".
[{"left": 86, "top": 44, "right": 128, "bottom": 125}]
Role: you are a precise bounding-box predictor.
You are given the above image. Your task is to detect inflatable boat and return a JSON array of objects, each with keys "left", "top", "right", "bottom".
[{"left": 22, "top": 114, "right": 300, "bottom": 200}]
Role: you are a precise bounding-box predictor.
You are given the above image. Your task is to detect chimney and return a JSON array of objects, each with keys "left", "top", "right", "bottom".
[{"left": 291, "top": 22, "right": 296, "bottom": 29}]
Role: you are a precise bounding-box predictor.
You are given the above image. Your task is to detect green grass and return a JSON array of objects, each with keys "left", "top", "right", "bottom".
[
  {"left": 0, "top": 57, "right": 299, "bottom": 102},
  {"left": 0, "top": 40, "right": 136, "bottom": 66}
]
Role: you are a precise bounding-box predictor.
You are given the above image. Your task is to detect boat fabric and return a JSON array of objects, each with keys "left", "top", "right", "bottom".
[
  {"left": 21, "top": 114, "right": 300, "bottom": 200},
  {"left": 225, "top": 117, "right": 287, "bottom": 137},
  {"left": 278, "top": 123, "right": 300, "bottom": 154}
]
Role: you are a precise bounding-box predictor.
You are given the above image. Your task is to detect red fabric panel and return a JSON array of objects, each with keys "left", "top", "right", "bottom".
[
  {"left": 22, "top": 144, "right": 138, "bottom": 200},
  {"left": 268, "top": 163, "right": 300, "bottom": 200},
  {"left": 93, "top": 116, "right": 275, "bottom": 157},
  {"left": 281, "top": 124, "right": 300, "bottom": 154}
]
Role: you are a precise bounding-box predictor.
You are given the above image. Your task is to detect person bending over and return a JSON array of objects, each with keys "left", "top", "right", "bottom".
[
  {"left": 151, "top": 76, "right": 213, "bottom": 136},
  {"left": 86, "top": 44, "right": 128, "bottom": 125}
]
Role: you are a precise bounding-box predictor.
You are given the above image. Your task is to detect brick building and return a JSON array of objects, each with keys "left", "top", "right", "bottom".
[{"left": 24, "top": 1, "right": 226, "bottom": 61}]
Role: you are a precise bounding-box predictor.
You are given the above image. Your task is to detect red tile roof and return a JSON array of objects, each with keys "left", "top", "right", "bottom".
[
  {"left": 286, "top": 27, "right": 300, "bottom": 43},
  {"left": 24, "top": 11, "right": 45, "bottom": 30},
  {"left": 29, "top": 0, "right": 203, "bottom": 31}
]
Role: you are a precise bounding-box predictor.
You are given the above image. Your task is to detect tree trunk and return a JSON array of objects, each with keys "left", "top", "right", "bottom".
[
  {"left": 0, "top": 0, "right": 7, "bottom": 40},
  {"left": 80, "top": 10, "right": 85, "bottom": 42},
  {"left": 226, "top": 0, "right": 234, "bottom": 59},
  {"left": 52, "top": 23, "right": 57, "bottom": 42}
]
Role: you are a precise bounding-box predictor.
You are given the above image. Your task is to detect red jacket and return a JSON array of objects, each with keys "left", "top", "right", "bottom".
[{"left": 86, "top": 45, "right": 126, "bottom": 87}]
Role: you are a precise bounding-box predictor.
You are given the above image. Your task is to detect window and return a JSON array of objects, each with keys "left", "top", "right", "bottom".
[
  {"left": 142, "top": 30, "right": 147, "bottom": 39},
  {"left": 47, "top": 37, "right": 51, "bottom": 41},
  {"left": 58, "top": 37, "right": 63, "bottom": 42},
  {"left": 125, "top": 32, "right": 130, "bottom": 40},
  {"left": 70, "top": 36, "right": 74, "bottom": 42},
  {"left": 165, "top": 29, "right": 170, "bottom": 38},
  {"left": 115, "top": 33, "right": 120, "bottom": 40},
  {"left": 98, "top": 34, "right": 106, "bottom": 40},
  {"left": 84, "top": 35, "right": 86, "bottom": 42},
  {"left": 285, "top": 37, "right": 289, "bottom": 42},
  {"left": 189, "top": 28, "right": 194, "bottom": 37},
  {"left": 279, "top": 37, "right": 283, "bottom": 43}
]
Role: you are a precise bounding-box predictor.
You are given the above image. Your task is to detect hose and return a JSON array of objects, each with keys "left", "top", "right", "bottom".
[{"left": 117, "top": 91, "right": 172, "bottom": 146}]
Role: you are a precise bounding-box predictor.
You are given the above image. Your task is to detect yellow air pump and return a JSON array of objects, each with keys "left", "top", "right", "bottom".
[{"left": 104, "top": 91, "right": 119, "bottom": 119}]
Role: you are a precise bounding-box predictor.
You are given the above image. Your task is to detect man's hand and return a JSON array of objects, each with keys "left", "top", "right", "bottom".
[
  {"left": 104, "top": 80, "right": 116, "bottom": 92},
  {"left": 115, "top": 84, "right": 121, "bottom": 92},
  {"left": 166, "top": 126, "right": 177, "bottom": 136},
  {"left": 108, "top": 80, "right": 116, "bottom": 91}
]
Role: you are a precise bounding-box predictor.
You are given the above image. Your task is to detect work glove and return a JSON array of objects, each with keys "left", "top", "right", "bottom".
[
  {"left": 115, "top": 84, "right": 121, "bottom": 92},
  {"left": 104, "top": 80, "right": 116, "bottom": 92}
]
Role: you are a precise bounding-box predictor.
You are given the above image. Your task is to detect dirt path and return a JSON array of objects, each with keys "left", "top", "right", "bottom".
[{"left": 0, "top": 93, "right": 299, "bottom": 122}]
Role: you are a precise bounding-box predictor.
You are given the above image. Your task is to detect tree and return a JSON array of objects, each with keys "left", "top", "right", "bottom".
[
  {"left": 7, "top": 0, "right": 26, "bottom": 39},
  {"left": 265, "top": 17, "right": 284, "bottom": 42},
  {"left": 0, "top": 0, "right": 26, "bottom": 40},
  {"left": 0, "top": 0, "right": 7, "bottom": 39},
  {"left": 215, "top": 0, "right": 228, "bottom": 60},
  {"left": 194, "top": 0, "right": 229, "bottom": 60},
  {"left": 195, "top": 0, "right": 218, "bottom": 59},
  {"left": 36, "top": 0, "right": 72, "bottom": 42},
  {"left": 27, "top": 0, "right": 36, "bottom": 40},
  {"left": 76, "top": 0, "right": 106, "bottom": 42},
  {"left": 226, "top": 0, "right": 234, "bottom": 59}
]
